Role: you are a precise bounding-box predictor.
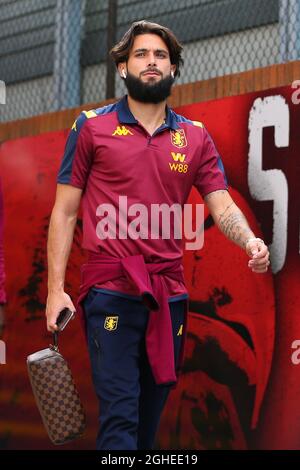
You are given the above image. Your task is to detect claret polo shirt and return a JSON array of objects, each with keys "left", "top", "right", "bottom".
[{"left": 57, "top": 95, "right": 228, "bottom": 300}]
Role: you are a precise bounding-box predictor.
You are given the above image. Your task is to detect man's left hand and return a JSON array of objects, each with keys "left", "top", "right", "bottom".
[{"left": 246, "top": 238, "right": 270, "bottom": 273}]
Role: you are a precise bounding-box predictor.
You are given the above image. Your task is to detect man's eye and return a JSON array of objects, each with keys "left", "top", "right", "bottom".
[{"left": 136, "top": 52, "right": 145, "bottom": 57}]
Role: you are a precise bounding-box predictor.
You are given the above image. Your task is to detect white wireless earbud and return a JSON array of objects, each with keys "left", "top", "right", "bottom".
[
  {"left": 122, "top": 70, "right": 127, "bottom": 79},
  {"left": 171, "top": 71, "right": 174, "bottom": 78}
]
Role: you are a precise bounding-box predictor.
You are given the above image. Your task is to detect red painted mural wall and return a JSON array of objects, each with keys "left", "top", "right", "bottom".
[{"left": 0, "top": 84, "right": 299, "bottom": 449}]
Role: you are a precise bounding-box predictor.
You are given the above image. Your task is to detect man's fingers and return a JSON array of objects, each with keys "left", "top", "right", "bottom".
[
  {"left": 246, "top": 239, "right": 271, "bottom": 274},
  {"left": 252, "top": 245, "right": 268, "bottom": 258},
  {"left": 45, "top": 291, "right": 76, "bottom": 333},
  {"left": 246, "top": 240, "right": 268, "bottom": 258},
  {"left": 252, "top": 266, "right": 269, "bottom": 273},
  {"left": 47, "top": 320, "right": 59, "bottom": 333},
  {"left": 249, "top": 260, "right": 271, "bottom": 273},
  {"left": 68, "top": 304, "right": 76, "bottom": 314},
  {"left": 251, "top": 267, "right": 268, "bottom": 273},
  {"left": 248, "top": 250, "right": 270, "bottom": 269},
  {"left": 46, "top": 311, "right": 60, "bottom": 332},
  {"left": 248, "top": 256, "right": 269, "bottom": 267}
]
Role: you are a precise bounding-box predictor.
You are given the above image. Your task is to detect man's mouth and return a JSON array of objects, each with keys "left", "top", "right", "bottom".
[{"left": 142, "top": 71, "right": 161, "bottom": 77}]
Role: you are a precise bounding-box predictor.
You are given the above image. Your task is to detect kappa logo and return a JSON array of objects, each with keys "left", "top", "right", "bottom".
[
  {"left": 104, "top": 316, "right": 119, "bottom": 331},
  {"left": 177, "top": 325, "right": 183, "bottom": 336},
  {"left": 170, "top": 129, "right": 187, "bottom": 148},
  {"left": 112, "top": 125, "right": 134, "bottom": 136},
  {"left": 169, "top": 152, "right": 188, "bottom": 173}
]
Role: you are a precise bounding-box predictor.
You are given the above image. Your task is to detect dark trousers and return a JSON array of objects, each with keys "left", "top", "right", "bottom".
[{"left": 83, "top": 288, "right": 185, "bottom": 450}]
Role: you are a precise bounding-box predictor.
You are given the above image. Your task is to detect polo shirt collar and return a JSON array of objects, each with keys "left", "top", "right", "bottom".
[{"left": 116, "top": 95, "right": 179, "bottom": 130}]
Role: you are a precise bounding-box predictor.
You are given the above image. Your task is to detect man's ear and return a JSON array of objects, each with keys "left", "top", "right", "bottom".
[{"left": 118, "top": 63, "right": 127, "bottom": 79}]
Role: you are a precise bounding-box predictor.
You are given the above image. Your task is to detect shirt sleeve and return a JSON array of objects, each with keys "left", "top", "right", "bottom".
[
  {"left": 57, "top": 111, "right": 94, "bottom": 190},
  {"left": 193, "top": 127, "right": 228, "bottom": 198},
  {"left": 0, "top": 180, "right": 6, "bottom": 304}
]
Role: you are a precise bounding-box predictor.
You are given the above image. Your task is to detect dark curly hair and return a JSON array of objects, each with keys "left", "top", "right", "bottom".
[{"left": 110, "top": 20, "right": 184, "bottom": 78}]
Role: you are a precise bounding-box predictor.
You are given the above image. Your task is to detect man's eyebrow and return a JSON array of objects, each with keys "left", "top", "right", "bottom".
[{"left": 133, "top": 48, "right": 169, "bottom": 54}]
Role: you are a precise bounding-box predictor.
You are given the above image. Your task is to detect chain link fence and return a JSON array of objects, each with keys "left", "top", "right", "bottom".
[{"left": 0, "top": 0, "right": 299, "bottom": 123}]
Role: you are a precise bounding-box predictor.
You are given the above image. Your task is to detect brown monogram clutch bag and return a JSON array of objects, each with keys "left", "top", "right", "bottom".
[{"left": 27, "top": 332, "right": 86, "bottom": 445}]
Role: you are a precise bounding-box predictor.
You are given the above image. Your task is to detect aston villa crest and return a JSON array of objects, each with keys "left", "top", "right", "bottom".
[
  {"left": 170, "top": 129, "right": 187, "bottom": 148},
  {"left": 104, "top": 316, "right": 119, "bottom": 331}
]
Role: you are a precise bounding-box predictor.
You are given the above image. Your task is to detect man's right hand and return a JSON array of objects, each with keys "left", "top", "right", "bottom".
[{"left": 46, "top": 291, "right": 76, "bottom": 333}]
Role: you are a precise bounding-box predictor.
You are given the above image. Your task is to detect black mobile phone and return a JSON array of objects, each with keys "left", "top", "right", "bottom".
[{"left": 56, "top": 307, "right": 75, "bottom": 332}]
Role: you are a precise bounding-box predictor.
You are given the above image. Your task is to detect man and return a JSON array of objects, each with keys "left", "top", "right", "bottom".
[
  {"left": 46, "top": 20, "right": 270, "bottom": 450},
  {"left": 0, "top": 179, "right": 6, "bottom": 335}
]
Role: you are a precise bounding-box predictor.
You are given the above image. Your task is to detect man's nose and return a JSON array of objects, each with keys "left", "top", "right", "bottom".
[{"left": 147, "top": 53, "right": 157, "bottom": 66}]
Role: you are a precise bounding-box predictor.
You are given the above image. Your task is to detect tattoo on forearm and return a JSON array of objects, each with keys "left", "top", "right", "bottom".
[
  {"left": 218, "top": 208, "right": 253, "bottom": 247},
  {"left": 219, "top": 201, "right": 234, "bottom": 218}
]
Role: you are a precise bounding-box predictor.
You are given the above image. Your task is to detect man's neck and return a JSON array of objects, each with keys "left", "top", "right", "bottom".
[{"left": 127, "top": 95, "right": 167, "bottom": 135}]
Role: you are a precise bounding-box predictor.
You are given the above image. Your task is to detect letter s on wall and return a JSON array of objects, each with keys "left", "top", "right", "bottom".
[{"left": 248, "top": 95, "right": 289, "bottom": 274}]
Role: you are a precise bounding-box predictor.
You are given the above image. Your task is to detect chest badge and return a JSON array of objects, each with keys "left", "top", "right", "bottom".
[{"left": 170, "top": 129, "right": 187, "bottom": 148}]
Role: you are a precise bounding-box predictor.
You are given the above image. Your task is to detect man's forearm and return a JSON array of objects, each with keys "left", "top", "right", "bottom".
[
  {"left": 204, "top": 190, "right": 270, "bottom": 273},
  {"left": 214, "top": 201, "right": 255, "bottom": 249},
  {"left": 47, "top": 208, "right": 77, "bottom": 293}
]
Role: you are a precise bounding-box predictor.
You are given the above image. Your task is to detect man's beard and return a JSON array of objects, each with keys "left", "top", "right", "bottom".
[{"left": 124, "top": 71, "right": 174, "bottom": 104}]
